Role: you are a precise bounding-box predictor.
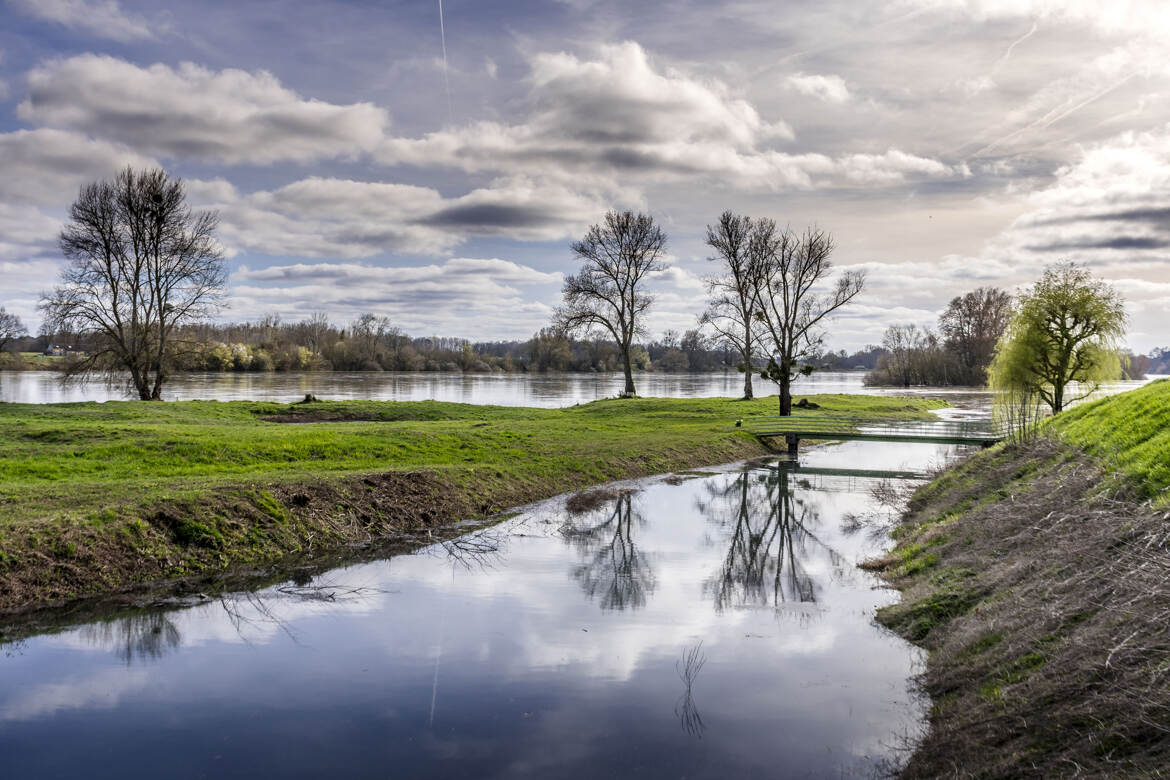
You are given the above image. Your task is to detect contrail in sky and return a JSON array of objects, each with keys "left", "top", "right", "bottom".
[{"left": 438, "top": 0, "right": 453, "bottom": 124}]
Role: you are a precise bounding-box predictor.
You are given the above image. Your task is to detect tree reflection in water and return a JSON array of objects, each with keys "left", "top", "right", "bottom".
[
  {"left": 560, "top": 491, "right": 656, "bottom": 611},
  {"left": 79, "top": 612, "right": 181, "bottom": 665},
  {"left": 75, "top": 580, "right": 387, "bottom": 663},
  {"left": 699, "top": 464, "right": 848, "bottom": 613}
]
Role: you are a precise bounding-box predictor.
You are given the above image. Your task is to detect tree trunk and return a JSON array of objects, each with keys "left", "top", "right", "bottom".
[
  {"left": 779, "top": 375, "right": 792, "bottom": 416},
  {"left": 621, "top": 348, "right": 636, "bottom": 398},
  {"left": 742, "top": 366, "right": 754, "bottom": 400}
]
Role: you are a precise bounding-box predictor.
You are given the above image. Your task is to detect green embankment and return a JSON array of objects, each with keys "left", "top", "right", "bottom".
[
  {"left": 0, "top": 393, "right": 944, "bottom": 613},
  {"left": 872, "top": 379, "right": 1170, "bottom": 778}
]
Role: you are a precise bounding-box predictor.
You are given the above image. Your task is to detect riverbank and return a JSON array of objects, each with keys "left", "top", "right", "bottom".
[
  {"left": 0, "top": 393, "right": 945, "bottom": 615},
  {"left": 869, "top": 379, "right": 1169, "bottom": 777}
]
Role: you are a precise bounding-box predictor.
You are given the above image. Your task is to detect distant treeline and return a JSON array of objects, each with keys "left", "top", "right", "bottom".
[
  {"left": 4, "top": 314, "right": 879, "bottom": 374},
  {"left": 7, "top": 311, "right": 1160, "bottom": 381}
]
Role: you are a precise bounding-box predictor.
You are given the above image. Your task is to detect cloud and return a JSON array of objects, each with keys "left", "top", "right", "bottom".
[
  {"left": 228, "top": 257, "right": 562, "bottom": 338},
  {"left": 19, "top": 55, "right": 390, "bottom": 164},
  {"left": 194, "top": 175, "right": 607, "bottom": 259},
  {"left": 8, "top": 0, "right": 158, "bottom": 41},
  {"left": 0, "top": 128, "right": 158, "bottom": 205},
  {"left": 0, "top": 128, "right": 159, "bottom": 281},
  {"left": 898, "top": 0, "right": 1170, "bottom": 36},
  {"left": 380, "top": 42, "right": 962, "bottom": 191},
  {"left": 786, "top": 73, "right": 851, "bottom": 104}
]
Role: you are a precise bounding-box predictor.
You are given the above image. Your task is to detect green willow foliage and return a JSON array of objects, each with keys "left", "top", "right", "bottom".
[{"left": 991, "top": 262, "right": 1126, "bottom": 416}]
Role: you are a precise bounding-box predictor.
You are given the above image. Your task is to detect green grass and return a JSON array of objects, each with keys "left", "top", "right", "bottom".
[
  {"left": 0, "top": 394, "right": 944, "bottom": 521},
  {"left": 0, "top": 393, "right": 946, "bottom": 610},
  {"left": 1048, "top": 377, "right": 1170, "bottom": 501}
]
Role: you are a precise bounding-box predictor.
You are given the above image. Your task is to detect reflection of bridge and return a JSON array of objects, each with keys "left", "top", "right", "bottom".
[
  {"left": 777, "top": 462, "right": 926, "bottom": 481},
  {"left": 743, "top": 415, "right": 1004, "bottom": 455}
]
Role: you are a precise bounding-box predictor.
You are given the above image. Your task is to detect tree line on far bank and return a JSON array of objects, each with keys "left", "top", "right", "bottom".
[{"left": 14, "top": 165, "right": 1155, "bottom": 415}]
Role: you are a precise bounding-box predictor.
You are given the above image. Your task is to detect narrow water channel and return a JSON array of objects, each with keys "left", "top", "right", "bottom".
[{"left": 0, "top": 441, "right": 966, "bottom": 778}]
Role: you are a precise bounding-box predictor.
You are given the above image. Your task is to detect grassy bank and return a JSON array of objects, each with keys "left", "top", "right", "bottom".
[
  {"left": 870, "top": 379, "right": 1170, "bottom": 777},
  {"left": 0, "top": 393, "right": 944, "bottom": 614}
]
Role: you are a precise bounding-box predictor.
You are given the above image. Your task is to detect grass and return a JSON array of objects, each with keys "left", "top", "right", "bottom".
[
  {"left": 871, "top": 379, "right": 1170, "bottom": 777},
  {"left": 0, "top": 392, "right": 946, "bottom": 612},
  {"left": 1046, "top": 377, "right": 1170, "bottom": 502}
]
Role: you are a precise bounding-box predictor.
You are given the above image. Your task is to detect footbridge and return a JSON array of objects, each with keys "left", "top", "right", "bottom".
[{"left": 742, "top": 415, "right": 1005, "bottom": 456}]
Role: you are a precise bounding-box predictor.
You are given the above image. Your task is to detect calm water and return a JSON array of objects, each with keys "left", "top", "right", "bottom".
[
  {"left": 0, "top": 441, "right": 961, "bottom": 779},
  {"left": 0, "top": 369, "right": 981, "bottom": 406},
  {"left": 3, "top": 369, "right": 1157, "bottom": 409}
]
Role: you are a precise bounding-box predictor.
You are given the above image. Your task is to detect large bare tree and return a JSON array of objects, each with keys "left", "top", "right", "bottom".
[
  {"left": 41, "top": 167, "right": 225, "bottom": 400},
  {"left": 751, "top": 224, "right": 865, "bottom": 415},
  {"left": 555, "top": 210, "right": 667, "bottom": 397},
  {"left": 699, "top": 211, "right": 763, "bottom": 399}
]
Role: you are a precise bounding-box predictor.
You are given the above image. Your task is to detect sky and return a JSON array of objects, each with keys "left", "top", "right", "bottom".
[{"left": 1, "top": 0, "right": 1168, "bottom": 351}]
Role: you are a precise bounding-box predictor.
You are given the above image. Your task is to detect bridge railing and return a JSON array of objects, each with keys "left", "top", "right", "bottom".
[{"left": 741, "top": 415, "right": 1007, "bottom": 440}]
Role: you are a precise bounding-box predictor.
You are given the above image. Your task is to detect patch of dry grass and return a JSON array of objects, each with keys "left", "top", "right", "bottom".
[{"left": 874, "top": 436, "right": 1170, "bottom": 777}]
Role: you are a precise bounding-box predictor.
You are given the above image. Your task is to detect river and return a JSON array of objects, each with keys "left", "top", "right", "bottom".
[
  {"left": 2, "top": 369, "right": 1156, "bottom": 409},
  {"left": 0, "top": 439, "right": 962, "bottom": 778}
]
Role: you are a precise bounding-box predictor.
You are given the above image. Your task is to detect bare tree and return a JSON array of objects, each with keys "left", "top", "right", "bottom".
[
  {"left": 555, "top": 210, "right": 667, "bottom": 397},
  {"left": 939, "top": 287, "right": 1012, "bottom": 384},
  {"left": 881, "top": 323, "right": 927, "bottom": 387},
  {"left": 699, "top": 211, "right": 763, "bottom": 399},
  {"left": 40, "top": 167, "right": 225, "bottom": 400},
  {"left": 0, "top": 307, "right": 28, "bottom": 353},
  {"left": 751, "top": 224, "right": 865, "bottom": 415},
  {"left": 303, "top": 311, "right": 332, "bottom": 355}
]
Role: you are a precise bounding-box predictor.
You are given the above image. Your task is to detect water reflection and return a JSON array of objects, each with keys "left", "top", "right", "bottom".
[
  {"left": 560, "top": 490, "right": 655, "bottom": 611},
  {"left": 78, "top": 613, "right": 181, "bottom": 665},
  {"left": 674, "top": 642, "right": 707, "bottom": 738},
  {"left": 701, "top": 465, "right": 852, "bottom": 613},
  {"left": 1, "top": 445, "right": 949, "bottom": 779}
]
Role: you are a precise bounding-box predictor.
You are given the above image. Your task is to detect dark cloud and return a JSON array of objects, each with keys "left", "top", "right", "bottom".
[
  {"left": 1034, "top": 207, "right": 1170, "bottom": 226},
  {"left": 1027, "top": 236, "right": 1170, "bottom": 252},
  {"left": 420, "top": 203, "right": 562, "bottom": 229}
]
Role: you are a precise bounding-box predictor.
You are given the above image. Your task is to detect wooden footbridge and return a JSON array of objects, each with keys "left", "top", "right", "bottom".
[{"left": 742, "top": 415, "right": 1006, "bottom": 455}]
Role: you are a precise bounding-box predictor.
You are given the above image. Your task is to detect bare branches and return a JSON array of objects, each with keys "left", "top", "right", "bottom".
[
  {"left": 40, "top": 166, "right": 226, "bottom": 400},
  {"left": 554, "top": 210, "right": 667, "bottom": 397},
  {"left": 675, "top": 641, "right": 707, "bottom": 738},
  {"left": 751, "top": 224, "right": 865, "bottom": 414},
  {"left": 700, "top": 211, "right": 764, "bottom": 399}
]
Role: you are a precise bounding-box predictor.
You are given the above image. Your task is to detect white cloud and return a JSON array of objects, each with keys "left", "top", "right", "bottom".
[
  {"left": 0, "top": 128, "right": 158, "bottom": 205},
  {"left": 8, "top": 0, "right": 158, "bottom": 42},
  {"left": 19, "top": 55, "right": 390, "bottom": 164},
  {"left": 786, "top": 73, "right": 851, "bottom": 104},
  {"left": 898, "top": 0, "right": 1170, "bottom": 37},
  {"left": 194, "top": 175, "right": 607, "bottom": 259},
  {"left": 228, "top": 257, "right": 562, "bottom": 338},
  {"left": 379, "top": 42, "right": 963, "bottom": 192}
]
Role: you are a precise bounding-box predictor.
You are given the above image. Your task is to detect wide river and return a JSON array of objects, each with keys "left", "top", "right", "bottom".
[
  {"left": 2, "top": 440, "right": 961, "bottom": 778},
  {"left": 3, "top": 368, "right": 1157, "bottom": 409}
]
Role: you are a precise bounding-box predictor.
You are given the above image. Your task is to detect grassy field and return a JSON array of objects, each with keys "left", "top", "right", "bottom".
[
  {"left": 0, "top": 392, "right": 945, "bottom": 612},
  {"left": 870, "top": 379, "right": 1170, "bottom": 777}
]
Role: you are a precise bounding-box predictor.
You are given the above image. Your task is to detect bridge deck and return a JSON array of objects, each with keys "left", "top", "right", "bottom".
[{"left": 743, "top": 415, "right": 1005, "bottom": 446}]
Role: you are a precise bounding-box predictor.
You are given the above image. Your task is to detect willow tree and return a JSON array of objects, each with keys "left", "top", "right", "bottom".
[
  {"left": 700, "top": 211, "right": 763, "bottom": 399},
  {"left": 751, "top": 223, "right": 865, "bottom": 415},
  {"left": 40, "top": 167, "right": 225, "bottom": 400},
  {"left": 555, "top": 210, "right": 667, "bottom": 398},
  {"left": 990, "top": 262, "right": 1126, "bottom": 415}
]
